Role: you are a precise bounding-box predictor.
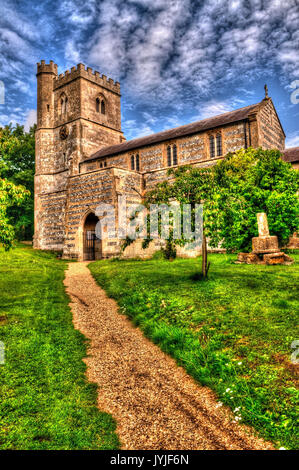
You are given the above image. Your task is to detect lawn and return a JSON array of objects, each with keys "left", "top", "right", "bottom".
[
  {"left": 0, "top": 244, "right": 119, "bottom": 450},
  {"left": 89, "top": 252, "right": 299, "bottom": 450}
]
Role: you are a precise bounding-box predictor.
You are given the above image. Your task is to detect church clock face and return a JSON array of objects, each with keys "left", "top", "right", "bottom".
[{"left": 59, "top": 125, "right": 69, "bottom": 140}]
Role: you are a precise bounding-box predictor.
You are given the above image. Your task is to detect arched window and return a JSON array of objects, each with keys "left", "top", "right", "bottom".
[
  {"left": 167, "top": 144, "right": 178, "bottom": 166},
  {"left": 131, "top": 155, "right": 135, "bottom": 170},
  {"left": 130, "top": 154, "right": 141, "bottom": 171},
  {"left": 216, "top": 134, "right": 222, "bottom": 156},
  {"left": 167, "top": 145, "right": 172, "bottom": 166},
  {"left": 209, "top": 135, "right": 215, "bottom": 158},
  {"left": 96, "top": 98, "right": 100, "bottom": 113},
  {"left": 101, "top": 100, "right": 106, "bottom": 115},
  {"left": 173, "top": 144, "right": 177, "bottom": 165},
  {"left": 65, "top": 97, "right": 68, "bottom": 114}
]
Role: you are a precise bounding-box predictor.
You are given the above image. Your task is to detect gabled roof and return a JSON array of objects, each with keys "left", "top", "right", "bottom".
[
  {"left": 282, "top": 147, "right": 299, "bottom": 163},
  {"left": 85, "top": 101, "right": 262, "bottom": 162}
]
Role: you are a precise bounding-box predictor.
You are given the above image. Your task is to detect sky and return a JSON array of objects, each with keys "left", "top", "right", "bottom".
[{"left": 0, "top": 0, "right": 298, "bottom": 147}]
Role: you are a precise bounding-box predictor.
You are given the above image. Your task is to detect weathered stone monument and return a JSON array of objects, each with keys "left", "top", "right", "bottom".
[
  {"left": 237, "top": 213, "right": 293, "bottom": 265},
  {"left": 252, "top": 212, "right": 279, "bottom": 254}
]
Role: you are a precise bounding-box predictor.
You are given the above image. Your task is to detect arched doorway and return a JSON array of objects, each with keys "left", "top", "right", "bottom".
[{"left": 83, "top": 212, "right": 102, "bottom": 261}]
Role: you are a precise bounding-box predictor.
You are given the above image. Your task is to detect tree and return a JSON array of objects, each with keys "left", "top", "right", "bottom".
[
  {"left": 0, "top": 178, "right": 30, "bottom": 250},
  {"left": 0, "top": 124, "right": 35, "bottom": 240},
  {"left": 205, "top": 148, "right": 299, "bottom": 252},
  {"left": 144, "top": 165, "right": 213, "bottom": 277},
  {"left": 143, "top": 148, "right": 299, "bottom": 277}
]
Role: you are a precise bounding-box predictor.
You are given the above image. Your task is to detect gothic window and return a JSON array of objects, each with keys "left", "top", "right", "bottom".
[
  {"left": 96, "top": 98, "right": 100, "bottom": 113},
  {"left": 167, "top": 145, "right": 172, "bottom": 166},
  {"left": 173, "top": 144, "right": 178, "bottom": 165},
  {"left": 216, "top": 134, "right": 222, "bottom": 156},
  {"left": 130, "top": 154, "right": 140, "bottom": 171},
  {"left": 167, "top": 144, "right": 178, "bottom": 166},
  {"left": 131, "top": 155, "right": 135, "bottom": 170},
  {"left": 209, "top": 135, "right": 215, "bottom": 158},
  {"left": 96, "top": 97, "right": 106, "bottom": 114}
]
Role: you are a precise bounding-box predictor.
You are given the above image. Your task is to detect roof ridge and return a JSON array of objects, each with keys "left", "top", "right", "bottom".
[
  {"left": 84, "top": 100, "right": 263, "bottom": 163},
  {"left": 121, "top": 101, "right": 261, "bottom": 146}
]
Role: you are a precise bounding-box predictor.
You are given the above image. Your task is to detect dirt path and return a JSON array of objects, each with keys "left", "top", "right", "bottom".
[{"left": 64, "top": 262, "right": 273, "bottom": 450}]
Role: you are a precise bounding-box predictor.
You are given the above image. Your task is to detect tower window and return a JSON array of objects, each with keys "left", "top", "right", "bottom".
[
  {"left": 96, "top": 97, "right": 106, "bottom": 115},
  {"left": 216, "top": 134, "right": 222, "bottom": 156},
  {"left": 209, "top": 135, "right": 215, "bottom": 158},
  {"left": 167, "top": 144, "right": 178, "bottom": 167}
]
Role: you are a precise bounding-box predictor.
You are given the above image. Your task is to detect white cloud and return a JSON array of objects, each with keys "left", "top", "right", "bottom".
[
  {"left": 286, "top": 132, "right": 299, "bottom": 148},
  {"left": 65, "top": 40, "right": 81, "bottom": 65},
  {"left": 24, "top": 109, "right": 37, "bottom": 132},
  {"left": 122, "top": 119, "right": 153, "bottom": 140}
]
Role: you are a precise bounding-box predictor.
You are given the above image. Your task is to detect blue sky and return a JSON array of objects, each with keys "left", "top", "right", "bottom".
[{"left": 0, "top": 0, "right": 298, "bottom": 147}]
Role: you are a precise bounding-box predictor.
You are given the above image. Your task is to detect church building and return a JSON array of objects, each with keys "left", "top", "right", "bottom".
[{"left": 34, "top": 61, "right": 299, "bottom": 260}]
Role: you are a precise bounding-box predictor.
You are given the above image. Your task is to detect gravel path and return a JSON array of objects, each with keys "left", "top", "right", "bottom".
[{"left": 64, "top": 262, "right": 273, "bottom": 450}]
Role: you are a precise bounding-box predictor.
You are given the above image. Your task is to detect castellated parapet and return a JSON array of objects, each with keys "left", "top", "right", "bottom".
[
  {"left": 53, "top": 63, "right": 120, "bottom": 95},
  {"left": 37, "top": 60, "right": 58, "bottom": 76}
]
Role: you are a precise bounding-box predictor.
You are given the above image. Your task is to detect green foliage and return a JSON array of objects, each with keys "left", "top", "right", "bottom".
[
  {"left": 0, "top": 245, "right": 119, "bottom": 450},
  {"left": 0, "top": 124, "right": 35, "bottom": 240},
  {"left": 0, "top": 179, "right": 29, "bottom": 249},
  {"left": 206, "top": 148, "right": 299, "bottom": 252},
  {"left": 90, "top": 255, "right": 299, "bottom": 449},
  {"left": 144, "top": 148, "right": 299, "bottom": 254}
]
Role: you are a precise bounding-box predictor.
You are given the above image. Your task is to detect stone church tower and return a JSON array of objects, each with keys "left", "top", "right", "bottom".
[{"left": 34, "top": 60, "right": 125, "bottom": 251}]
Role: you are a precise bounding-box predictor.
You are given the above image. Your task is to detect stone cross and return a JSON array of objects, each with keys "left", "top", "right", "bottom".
[{"left": 257, "top": 212, "right": 269, "bottom": 237}]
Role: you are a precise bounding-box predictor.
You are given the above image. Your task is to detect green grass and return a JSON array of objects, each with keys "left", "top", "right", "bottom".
[
  {"left": 0, "top": 244, "right": 119, "bottom": 450},
  {"left": 89, "top": 252, "right": 299, "bottom": 450}
]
